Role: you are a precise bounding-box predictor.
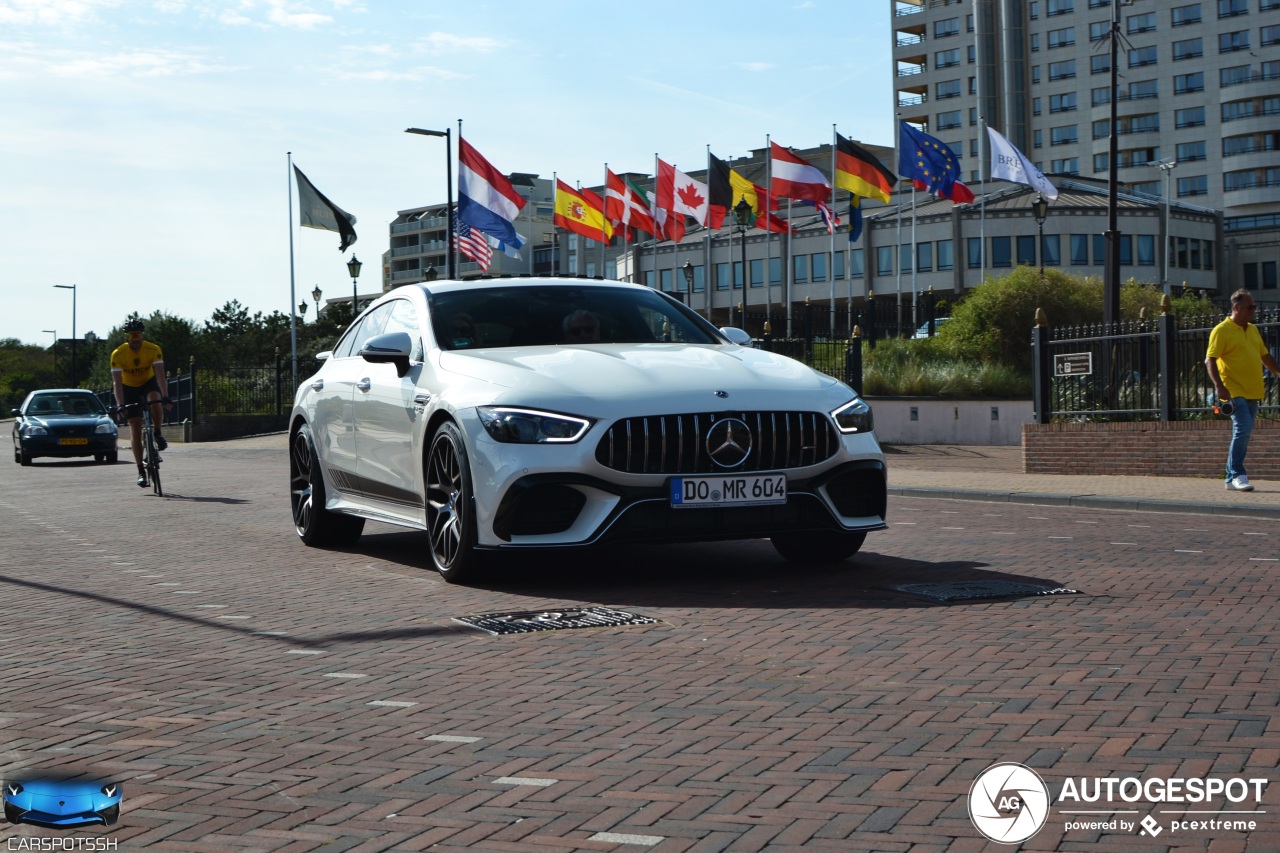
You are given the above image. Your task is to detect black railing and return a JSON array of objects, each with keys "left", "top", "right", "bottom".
[{"left": 1032, "top": 307, "right": 1280, "bottom": 422}]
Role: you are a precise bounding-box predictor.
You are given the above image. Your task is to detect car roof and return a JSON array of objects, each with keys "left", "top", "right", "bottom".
[{"left": 412, "top": 277, "right": 647, "bottom": 298}]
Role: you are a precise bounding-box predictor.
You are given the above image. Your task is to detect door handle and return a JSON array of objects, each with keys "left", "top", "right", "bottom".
[
  {"left": 356, "top": 379, "right": 371, "bottom": 392},
  {"left": 310, "top": 379, "right": 324, "bottom": 390}
]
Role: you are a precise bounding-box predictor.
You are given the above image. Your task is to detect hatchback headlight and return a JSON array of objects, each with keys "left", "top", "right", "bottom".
[
  {"left": 477, "top": 407, "right": 593, "bottom": 444},
  {"left": 95, "top": 422, "right": 117, "bottom": 435},
  {"left": 831, "top": 398, "right": 873, "bottom": 434},
  {"left": 24, "top": 425, "right": 47, "bottom": 436}
]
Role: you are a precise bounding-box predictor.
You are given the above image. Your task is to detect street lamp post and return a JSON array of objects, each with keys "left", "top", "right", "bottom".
[
  {"left": 312, "top": 285, "right": 323, "bottom": 318},
  {"left": 1032, "top": 194, "right": 1049, "bottom": 282},
  {"left": 733, "top": 197, "right": 753, "bottom": 329},
  {"left": 1152, "top": 159, "right": 1178, "bottom": 293},
  {"left": 298, "top": 302, "right": 308, "bottom": 322},
  {"left": 347, "top": 255, "right": 363, "bottom": 318},
  {"left": 404, "top": 127, "right": 454, "bottom": 280},
  {"left": 42, "top": 329, "right": 56, "bottom": 377},
  {"left": 681, "top": 260, "right": 694, "bottom": 305},
  {"left": 53, "top": 284, "right": 76, "bottom": 387}
]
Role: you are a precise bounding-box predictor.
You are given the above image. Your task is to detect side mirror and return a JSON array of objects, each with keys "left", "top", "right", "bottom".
[
  {"left": 719, "top": 327, "right": 752, "bottom": 346},
  {"left": 315, "top": 351, "right": 332, "bottom": 362},
  {"left": 359, "top": 331, "right": 414, "bottom": 378}
]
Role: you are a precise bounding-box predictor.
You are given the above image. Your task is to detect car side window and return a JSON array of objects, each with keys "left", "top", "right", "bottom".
[
  {"left": 334, "top": 304, "right": 394, "bottom": 359},
  {"left": 384, "top": 299, "right": 424, "bottom": 361}
]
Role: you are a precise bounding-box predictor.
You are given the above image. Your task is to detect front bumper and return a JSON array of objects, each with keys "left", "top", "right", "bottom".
[{"left": 18, "top": 435, "right": 118, "bottom": 459}]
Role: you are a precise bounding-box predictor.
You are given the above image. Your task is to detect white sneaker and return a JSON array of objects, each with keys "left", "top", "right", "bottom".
[{"left": 1226, "top": 476, "right": 1254, "bottom": 492}]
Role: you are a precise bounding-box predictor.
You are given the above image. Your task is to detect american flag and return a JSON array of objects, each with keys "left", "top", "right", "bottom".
[{"left": 453, "top": 211, "right": 493, "bottom": 271}]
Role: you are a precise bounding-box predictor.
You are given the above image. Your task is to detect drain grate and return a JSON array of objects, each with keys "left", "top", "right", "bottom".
[
  {"left": 454, "top": 606, "right": 659, "bottom": 635},
  {"left": 888, "top": 581, "right": 1080, "bottom": 603}
]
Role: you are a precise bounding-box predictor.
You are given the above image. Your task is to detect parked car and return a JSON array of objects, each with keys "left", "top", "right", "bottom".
[
  {"left": 289, "top": 278, "right": 887, "bottom": 582},
  {"left": 4, "top": 776, "right": 122, "bottom": 827},
  {"left": 913, "top": 317, "right": 951, "bottom": 338},
  {"left": 11, "top": 389, "right": 119, "bottom": 466}
]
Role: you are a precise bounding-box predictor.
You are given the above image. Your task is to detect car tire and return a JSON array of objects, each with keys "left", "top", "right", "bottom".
[
  {"left": 106, "top": 451, "right": 119, "bottom": 464},
  {"left": 426, "top": 422, "right": 483, "bottom": 583},
  {"left": 290, "top": 423, "right": 364, "bottom": 547},
  {"left": 19, "top": 450, "right": 32, "bottom": 467},
  {"left": 770, "top": 530, "right": 867, "bottom": 564},
  {"left": 94, "top": 453, "right": 103, "bottom": 462}
]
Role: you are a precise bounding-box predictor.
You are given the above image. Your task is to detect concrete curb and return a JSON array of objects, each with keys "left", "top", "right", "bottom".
[{"left": 889, "top": 486, "right": 1280, "bottom": 520}]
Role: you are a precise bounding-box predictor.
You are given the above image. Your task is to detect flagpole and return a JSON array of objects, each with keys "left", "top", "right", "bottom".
[
  {"left": 830, "top": 125, "right": 837, "bottom": 335},
  {"left": 974, "top": 0, "right": 986, "bottom": 283},
  {"left": 896, "top": 202, "right": 902, "bottom": 333},
  {"left": 552, "top": 171, "right": 559, "bottom": 277},
  {"left": 785, "top": 198, "right": 793, "bottom": 338},
  {"left": 453, "top": 119, "right": 462, "bottom": 279},
  {"left": 286, "top": 151, "right": 298, "bottom": 390},
  {"left": 911, "top": 184, "right": 918, "bottom": 331}
]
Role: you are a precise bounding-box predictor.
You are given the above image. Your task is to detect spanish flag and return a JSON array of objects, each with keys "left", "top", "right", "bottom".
[
  {"left": 554, "top": 179, "right": 613, "bottom": 243},
  {"left": 834, "top": 132, "right": 895, "bottom": 204}
]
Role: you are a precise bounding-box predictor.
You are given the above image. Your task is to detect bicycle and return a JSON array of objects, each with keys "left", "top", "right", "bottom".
[{"left": 112, "top": 401, "right": 165, "bottom": 497}]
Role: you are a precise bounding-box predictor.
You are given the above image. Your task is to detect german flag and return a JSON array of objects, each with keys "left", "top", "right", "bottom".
[{"left": 834, "top": 133, "right": 895, "bottom": 204}]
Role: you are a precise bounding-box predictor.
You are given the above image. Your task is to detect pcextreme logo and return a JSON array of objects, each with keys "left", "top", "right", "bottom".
[
  {"left": 968, "top": 764, "right": 1270, "bottom": 844},
  {"left": 969, "top": 763, "right": 1051, "bottom": 843}
]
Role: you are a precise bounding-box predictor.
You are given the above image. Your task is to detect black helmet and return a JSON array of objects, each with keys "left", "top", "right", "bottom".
[{"left": 124, "top": 319, "right": 145, "bottom": 332}]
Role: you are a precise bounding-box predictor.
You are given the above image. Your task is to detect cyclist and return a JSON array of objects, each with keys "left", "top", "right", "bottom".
[{"left": 110, "top": 318, "right": 171, "bottom": 487}]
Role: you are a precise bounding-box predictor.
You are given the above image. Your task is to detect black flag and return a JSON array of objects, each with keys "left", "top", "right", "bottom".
[{"left": 294, "top": 165, "right": 358, "bottom": 251}]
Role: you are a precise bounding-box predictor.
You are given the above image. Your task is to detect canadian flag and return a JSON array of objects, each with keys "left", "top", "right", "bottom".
[{"left": 656, "top": 158, "right": 708, "bottom": 242}]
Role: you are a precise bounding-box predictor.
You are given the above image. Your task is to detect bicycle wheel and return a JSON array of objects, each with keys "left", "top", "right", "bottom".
[{"left": 144, "top": 426, "right": 163, "bottom": 497}]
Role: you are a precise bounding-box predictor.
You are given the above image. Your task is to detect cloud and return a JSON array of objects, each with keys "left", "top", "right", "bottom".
[
  {"left": 0, "top": 41, "right": 236, "bottom": 79},
  {"left": 735, "top": 61, "right": 775, "bottom": 72},
  {"left": 0, "top": 0, "right": 123, "bottom": 26},
  {"left": 414, "top": 31, "right": 502, "bottom": 54}
]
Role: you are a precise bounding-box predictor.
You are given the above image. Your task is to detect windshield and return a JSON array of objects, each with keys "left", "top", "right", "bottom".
[
  {"left": 27, "top": 394, "right": 106, "bottom": 416},
  {"left": 429, "top": 285, "right": 724, "bottom": 350}
]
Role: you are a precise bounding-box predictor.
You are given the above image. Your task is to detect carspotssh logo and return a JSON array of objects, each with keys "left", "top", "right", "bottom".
[{"left": 969, "top": 763, "right": 1051, "bottom": 843}]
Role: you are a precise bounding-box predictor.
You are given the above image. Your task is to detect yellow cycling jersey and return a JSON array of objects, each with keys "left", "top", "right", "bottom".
[{"left": 110, "top": 340, "right": 165, "bottom": 388}]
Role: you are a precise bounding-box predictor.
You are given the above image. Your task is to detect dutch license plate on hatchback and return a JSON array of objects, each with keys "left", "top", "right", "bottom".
[
  {"left": 669, "top": 473, "right": 787, "bottom": 508},
  {"left": 59, "top": 437, "right": 89, "bottom": 446}
]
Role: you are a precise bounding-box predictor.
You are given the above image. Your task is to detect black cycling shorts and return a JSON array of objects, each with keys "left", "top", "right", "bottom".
[{"left": 121, "top": 377, "right": 161, "bottom": 407}]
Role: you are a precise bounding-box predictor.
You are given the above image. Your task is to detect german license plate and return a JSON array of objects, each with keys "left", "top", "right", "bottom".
[
  {"left": 670, "top": 473, "right": 787, "bottom": 508},
  {"left": 59, "top": 437, "right": 89, "bottom": 446}
]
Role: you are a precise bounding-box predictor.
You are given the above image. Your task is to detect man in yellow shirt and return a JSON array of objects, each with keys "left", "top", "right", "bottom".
[
  {"left": 1205, "top": 289, "right": 1279, "bottom": 492},
  {"left": 110, "top": 318, "right": 171, "bottom": 488}
]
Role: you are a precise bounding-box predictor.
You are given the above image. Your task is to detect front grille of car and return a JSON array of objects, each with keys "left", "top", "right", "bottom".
[{"left": 594, "top": 411, "right": 839, "bottom": 475}]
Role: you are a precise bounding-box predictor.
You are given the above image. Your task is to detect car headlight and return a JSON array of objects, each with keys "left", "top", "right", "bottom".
[
  {"left": 95, "top": 422, "right": 117, "bottom": 435},
  {"left": 100, "top": 784, "right": 118, "bottom": 797},
  {"left": 6, "top": 781, "right": 22, "bottom": 796},
  {"left": 477, "top": 407, "right": 593, "bottom": 444},
  {"left": 24, "top": 425, "right": 47, "bottom": 436},
  {"left": 831, "top": 398, "right": 873, "bottom": 434}
]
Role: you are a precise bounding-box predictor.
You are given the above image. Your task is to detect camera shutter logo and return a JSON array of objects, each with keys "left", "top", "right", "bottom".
[{"left": 969, "top": 762, "right": 1051, "bottom": 843}]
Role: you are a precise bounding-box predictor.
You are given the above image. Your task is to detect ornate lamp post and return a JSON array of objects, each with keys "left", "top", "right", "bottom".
[
  {"left": 681, "top": 260, "right": 694, "bottom": 304},
  {"left": 1032, "top": 194, "right": 1049, "bottom": 282},
  {"left": 1153, "top": 158, "right": 1177, "bottom": 293},
  {"left": 298, "top": 302, "right": 308, "bottom": 322},
  {"left": 347, "top": 255, "right": 363, "bottom": 317},
  {"left": 733, "top": 197, "right": 753, "bottom": 328},
  {"left": 311, "top": 285, "right": 323, "bottom": 318}
]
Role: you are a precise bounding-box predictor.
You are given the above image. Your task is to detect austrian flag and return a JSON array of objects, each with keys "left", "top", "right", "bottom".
[{"left": 770, "top": 142, "right": 831, "bottom": 203}]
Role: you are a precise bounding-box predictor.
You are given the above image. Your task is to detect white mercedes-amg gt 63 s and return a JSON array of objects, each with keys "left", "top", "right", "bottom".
[{"left": 290, "top": 278, "right": 886, "bottom": 582}]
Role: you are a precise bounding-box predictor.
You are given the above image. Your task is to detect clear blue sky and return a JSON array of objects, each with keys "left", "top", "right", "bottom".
[{"left": 2, "top": 0, "right": 892, "bottom": 347}]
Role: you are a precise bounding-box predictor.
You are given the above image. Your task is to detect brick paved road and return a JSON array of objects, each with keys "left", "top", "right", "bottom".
[{"left": 1, "top": 446, "right": 1277, "bottom": 851}]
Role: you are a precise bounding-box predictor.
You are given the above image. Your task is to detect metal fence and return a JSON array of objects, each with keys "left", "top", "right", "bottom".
[{"left": 1032, "top": 307, "right": 1280, "bottom": 422}]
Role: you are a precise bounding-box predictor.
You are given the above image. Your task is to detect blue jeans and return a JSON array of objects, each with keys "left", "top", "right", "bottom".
[{"left": 1226, "top": 397, "right": 1259, "bottom": 481}]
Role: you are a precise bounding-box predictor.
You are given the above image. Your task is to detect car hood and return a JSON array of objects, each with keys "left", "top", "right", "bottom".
[
  {"left": 21, "top": 415, "right": 110, "bottom": 429},
  {"left": 436, "top": 344, "right": 848, "bottom": 411}
]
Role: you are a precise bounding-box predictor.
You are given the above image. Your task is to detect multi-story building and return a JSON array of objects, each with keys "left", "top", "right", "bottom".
[{"left": 892, "top": 0, "right": 1279, "bottom": 299}]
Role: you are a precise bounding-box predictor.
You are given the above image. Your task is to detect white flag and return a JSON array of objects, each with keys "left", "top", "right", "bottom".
[{"left": 987, "top": 127, "right": 1059, "bottom": 200}]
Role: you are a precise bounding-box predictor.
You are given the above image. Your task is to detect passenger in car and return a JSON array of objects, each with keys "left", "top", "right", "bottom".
[{"left": 561, "top": 309, "right": 601, "bottom": 343}]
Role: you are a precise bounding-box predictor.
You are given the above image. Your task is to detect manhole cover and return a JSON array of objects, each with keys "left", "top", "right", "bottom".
[
  {"left": 888, "top": 581, "right": 1080, "bottom": 603},
  {"left": 454, "top": 606, "right": 659, "bottom": 635}
]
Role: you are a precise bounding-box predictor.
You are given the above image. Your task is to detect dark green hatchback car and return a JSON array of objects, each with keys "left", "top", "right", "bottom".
[{"left": 12, "top": 389, "right": 119, "bottom": 466}]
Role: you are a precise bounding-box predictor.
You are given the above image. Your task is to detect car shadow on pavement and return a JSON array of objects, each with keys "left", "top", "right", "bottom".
[{"left": 354, "top": 531, "right": 1073, "bottom": 611}]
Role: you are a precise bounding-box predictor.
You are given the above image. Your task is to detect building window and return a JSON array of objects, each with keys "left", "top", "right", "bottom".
[
  {"left": 1049, "top": 27, "right": 1076, "bottom": 48},
  {"left": 1048, "top": 59, "right": 1076, "bottom": 79},
  {"left": 660, "top": 268, "right": 672, "bottom": 292},
  {"left": 1091, "top": 54, "right": 1111, "bottom": 74},
  {"left": 967, "top": 13, "right": 975, "bottom": 31},
  {"left": 792, "top": 255, "right": 808, "bottom": 284},
  {"left": 1050, "top": 92, "right": 1078, "bottom": 112},
  {"left": 1218, "top": 0, "right": 1248, "bottom": 16},
  {"left": 749, "top": 258, "right": 764, "bottom": 288},
  {"left": 1034, "top": 129, "right": 1043, "bottom": 149},
  {"left": 1032, "top": 66, "right": 1041, "bottom": 84},
  {"left": 937, "top": 79, "right": 962, "bottom": 99},
  {"left": 937, "top": 110, "right": 963, "bottom": 129},
  {"left": 1262, "top": 26, "right": 1280, "bottom": 47},
  {"left": 935, "top": 17, "right": 961, "bottom": 37},
  {"left": 1219, "top": 30, "right": 1250, "bottom": 52},
  {"left": 1128, "top": 45, "right": 1158, "bottom": 67},
  {"left": 833, "top": 252, "right": 845, "bottom": 280},
  {"left": 691, "top": 264, "right": 705, "bottom": 292},
  {"left": 970, "top": 107, "right": 978, "bottom": 126},
  {"left": 1127, "top": 12, "right": 1156, "bottom": 34},
  {"left": 916, "top": 242, "right": 933, "bottom": 273},
  {"left": 1051, "top": 157, "right": 1079, "bottom": 174},
  {"left": 1220, "top": 64, "right": 1251, "bottom": 86},
  {"left": 1093, "top": 120, "right": 1110, "bottom": 140},
  {"left": 1017, "top": 235, "right": 1036, "bottom": 266},
  {"left": 716, "top": 262, "right": 730, "bottom": 290},
  {"left": 1051, "top": 125, "right": 1079, "bottom": 145},
  {"left": 1173, "top": 37, "right": 1203, "bottom": 59},
  {"left": 1093, "top": 153, "right": 1109, "bottom": 172},
  {"left": 1093, "top": 233, "right": 1106, "bottom": 264},
  {"left": 1044, "top": 236, "right": 1062, "bottom": 266},
  {"left": 1175, "top": 106, "right": 1205, "bottom": 128},
  {"left": 967, "top": 237, "right": 983, "bottom": 269},
  {"left": 936, "top": 48, "right": 960, "bottom": 67},
  {"left": 1172, "top": 4, "right": 1202, "bottom": 26},
  {"left": 1244, "top": 262, "right": 1259, "bottom": 289},
  {"left": 938, "top": 239, "right": 954, "bottom": 271},
  {"left": 992, "top": 236, "right": 1012, "bottom": 268},
  {"left": 1178, "top": 175, "right": 1209, "bottom": 196},
  {"left": 1029, "top": 0, "right": 1040, "bottom": 18},
  {"left": 770, "top": 256, "right": 783, "bottom": 284},
  {"left": 1174, "top": 72, "right": 1204, "bottom": 94},
  {"left": 1177, "top": 140, "right": 1207, "bottom": 162},
  {"left": 1071, "top": 234, "right": 1090, "bottom": 265},
  {"left": 1033, "top": 97, "right": 1042, "bottom": 116},
  {"left": 1092, "top": 87, "right": 1110, "bottom": 106},
  {"left": 1090, "top": 21, "right": 1109, "bottom": 41},
  {"left": 1137, "top": 235, "right": 1156, "bottom": 266},
  {"left": 811, "top": 253, "right": 827, "bottom": 283},
  {"left": 1048, "top": 0, "right": 1075, "bottom": 14},
  {"left": 1129, "top": 79, "right": 1159, "bottom": 99},
  {"left": 968, "top": 44, "right": 976, "bottom": 63},
  {"left": 877, "top": 246, "right": 893, "bottom": 277},
  {"left": 850, "top": 248, "right": 864, "bottom": 278},
  {"left": 899, "top": 243, "right": 913, "bottom": 273},
  {"left": 1089, "top": 0, "right": 1110, "bottom": 6},
  {"left": 1125, "top": 113, "right": 1160, "bottom": 133}
]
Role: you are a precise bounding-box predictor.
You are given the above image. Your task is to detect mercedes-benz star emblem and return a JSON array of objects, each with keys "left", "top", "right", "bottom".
[{"left": 706, "top": 418, "right": 752, "bottom": 468}]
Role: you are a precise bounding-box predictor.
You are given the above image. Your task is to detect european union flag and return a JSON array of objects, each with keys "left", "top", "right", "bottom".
[{"left": 898, "top": 121, "right": 960, "bottom": 198}]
